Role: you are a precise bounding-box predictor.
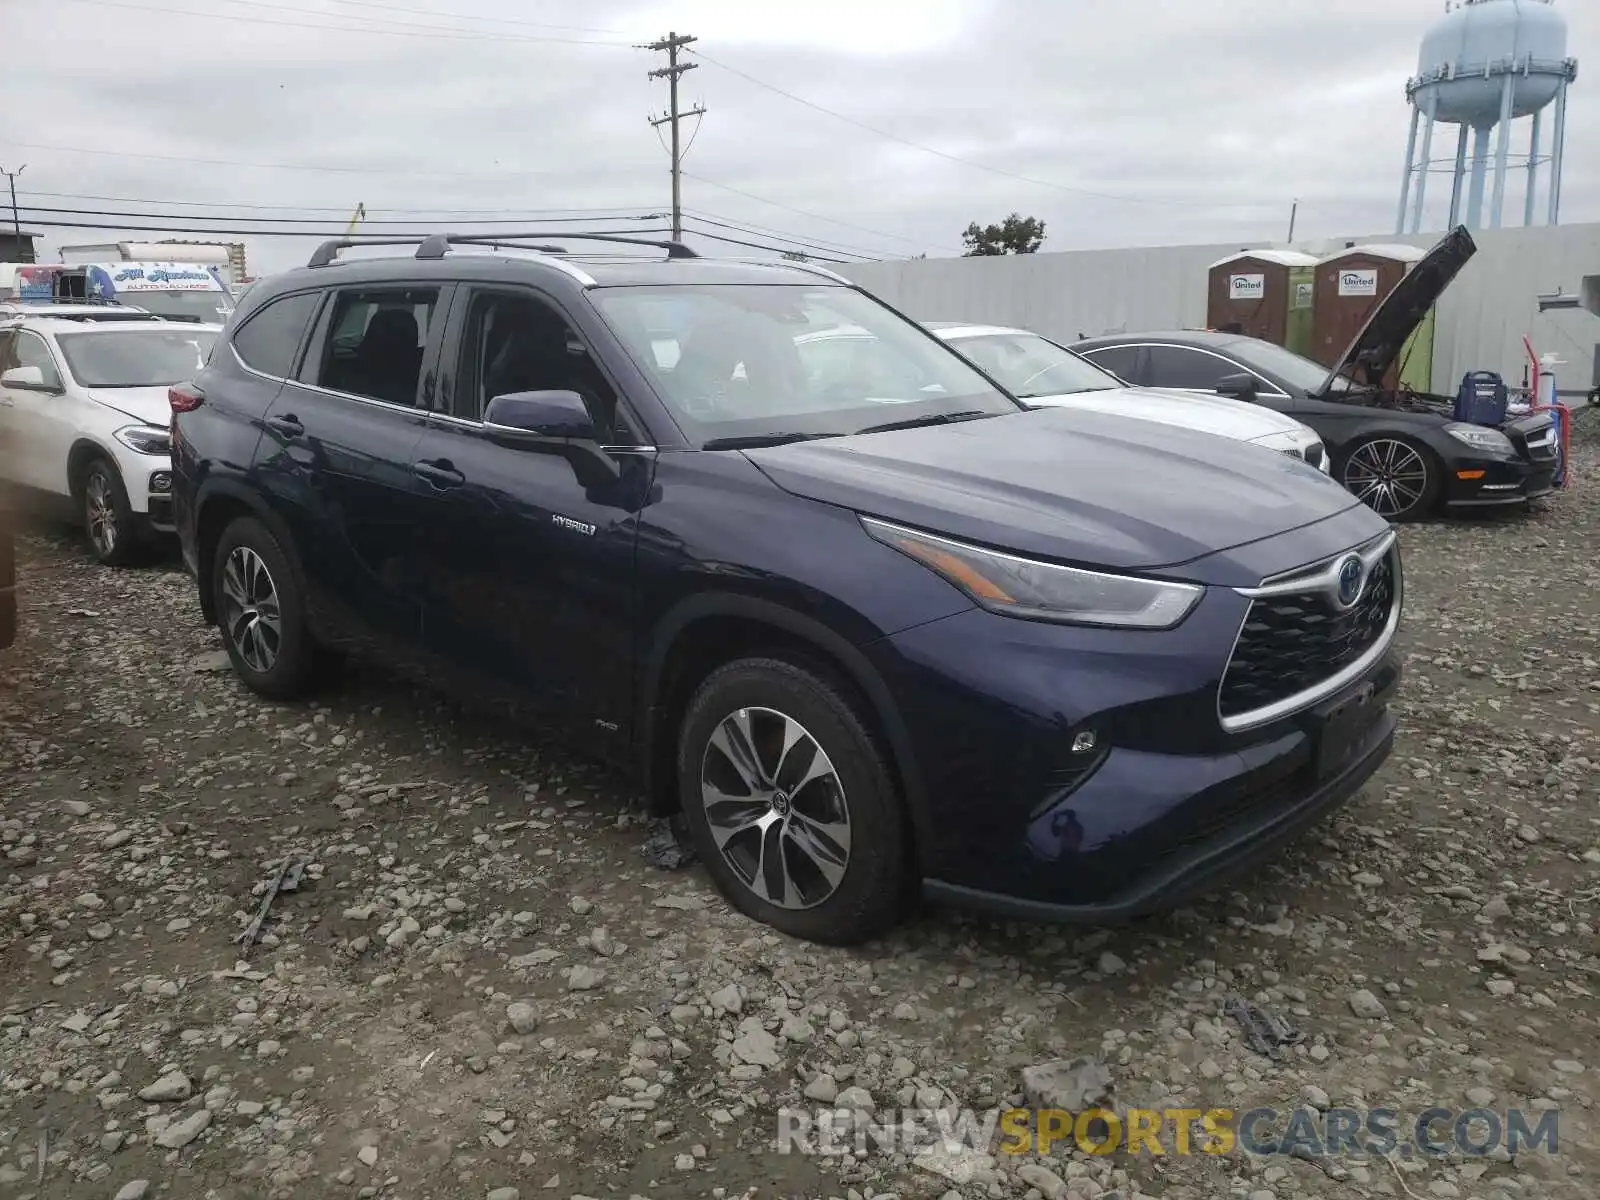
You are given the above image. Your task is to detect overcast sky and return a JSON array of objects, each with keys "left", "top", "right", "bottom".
[{"left": 2, "top": 0, "right": 1594, "bottom": 275}]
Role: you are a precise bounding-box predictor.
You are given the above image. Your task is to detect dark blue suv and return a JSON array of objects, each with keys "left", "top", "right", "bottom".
[{"left": 170, "top": 233, "right": 1402, "bottom": 944}]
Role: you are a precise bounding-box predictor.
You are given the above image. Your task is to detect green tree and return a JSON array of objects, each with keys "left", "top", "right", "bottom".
[{"left": 961, "top": 213, "right": 1046, "bottom": 256}]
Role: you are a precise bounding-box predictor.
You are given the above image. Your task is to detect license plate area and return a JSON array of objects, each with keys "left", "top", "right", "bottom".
[{"left": 1312, "top": 682, "right": 1383, "bottom": 781}]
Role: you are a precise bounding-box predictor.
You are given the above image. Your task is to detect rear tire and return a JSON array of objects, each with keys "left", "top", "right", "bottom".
[
  {"left": 212, "top": 516, "right": 317, "bottom": 700},
  {"left": 80, "top": 458, "right": 140, "bottom": 567},
  {"left": 1339, "top": 435, "right": 1441, "bottom": 522},
  {"left": 675, "top": 657, "right": 906, "bottom": 945}
]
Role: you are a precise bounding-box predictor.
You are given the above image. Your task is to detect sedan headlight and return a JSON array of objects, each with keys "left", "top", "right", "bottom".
[
  {"left": 114, "top": 425, "right": 172, "bottom": 456},
  {"left": 1444, "top": 423, "right": 1513, "bottom": 454},
  {"left": 862, "top": 517, "right": 1203, "bottom": 629}
]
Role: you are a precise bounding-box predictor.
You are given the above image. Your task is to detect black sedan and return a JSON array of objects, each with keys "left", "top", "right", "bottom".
[{"left": 1074, "top": 229, "right": 1559, "bottom": 521}]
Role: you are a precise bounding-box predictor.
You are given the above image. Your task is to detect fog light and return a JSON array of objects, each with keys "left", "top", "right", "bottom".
[
  {"left": 149, "top": 472, "right": 172, "bottom": 494},
  {"left": 1071, "top": 731, "right": 1097, "bottom": 754}
]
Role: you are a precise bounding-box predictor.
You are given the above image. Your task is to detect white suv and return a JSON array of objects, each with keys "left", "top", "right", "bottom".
[{"left": 0, "top": 316, "right": 219, "bottom": 565}]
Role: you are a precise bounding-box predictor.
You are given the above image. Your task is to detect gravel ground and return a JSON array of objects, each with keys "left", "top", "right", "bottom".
[{"left": 3, "top": 433, "right": 1599, "bottom": 1200}]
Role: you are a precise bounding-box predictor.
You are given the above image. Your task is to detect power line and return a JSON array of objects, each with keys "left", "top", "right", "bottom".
[
  {"left": 680, "top": 213, "right": 880, "bottom": 260},
  {"left": 687, "top": 48, "right": 1286, "bottom": 212},
  {"left": 319, "top": 0, "right": 622, "bottom": 36},
  {"left": 20, "top": 207, "right": 867, "bottom": 262},
  {"left": 16, "top": 190, "right": 665, "bottom": 217},
  {"left": 23, "top": 216, "right": 674, "bottom": 238},
  {"left": 20, "top": 203, "right": 669, "bottom": 227},
  {"left": 0, "top": 139, "right": 588, "bottom": 181},
  {"left": 684, "top": 171, "right": 952, "bottom": 253},
  {"left": 13, "top": 194, "right": 898, "bottom": 258},
  {"left": 19, "top": 215, "right": 854, "bottom": 262},
  {"left": 33, "top": 0, "right": 636, "bottom": 47}
]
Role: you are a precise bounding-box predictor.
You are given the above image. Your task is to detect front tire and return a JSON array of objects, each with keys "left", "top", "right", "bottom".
[
  {"left": 675, "top": 658, "right": 907, "bottom": 945},
  {"left": 1339, "top": 436, "right": 1441, "bottom": 522},
  {"left": 212, "top": 516, "right": 317, "bottom": 700},
  {"left": 81, "top": 458, "right": 140, "bottom": 567}
]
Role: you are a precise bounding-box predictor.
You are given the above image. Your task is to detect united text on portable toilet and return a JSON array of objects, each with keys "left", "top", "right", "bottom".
[
  {"left": 1312, "top": 243, "right": 1436, "bottom": 392},
  {"left": 1206, "top": 249, "right": 1318, "bottom": 356}
]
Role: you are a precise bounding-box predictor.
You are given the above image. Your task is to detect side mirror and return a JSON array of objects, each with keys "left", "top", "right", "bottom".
[
  {"left": 1215, "top": 372, "right": 1258, "bottom": 401},
  {"left": 483, "top": 389, "right": 596, "bottom": 441},
  {"left": 2, "top": 365, "right": 57, "bottom": 392},
  {"left": 481, "top": 389, "right": 621, "bottom": 487}
]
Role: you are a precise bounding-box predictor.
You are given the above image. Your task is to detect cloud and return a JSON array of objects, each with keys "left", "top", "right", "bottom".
[{"left": 0, "top": 0, "right": 1592, "bottom": 275}]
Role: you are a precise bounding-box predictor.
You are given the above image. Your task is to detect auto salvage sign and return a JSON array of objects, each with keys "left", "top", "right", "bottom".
[
  {"left": 1228, "top": 274, "right": 1265, "bottom": 301},
  {"left": 1338, "top": 269, "right": 1379, "bottom": 297},
  {"left": 111, "top": 264, "right": 224, "bottom": 291}
]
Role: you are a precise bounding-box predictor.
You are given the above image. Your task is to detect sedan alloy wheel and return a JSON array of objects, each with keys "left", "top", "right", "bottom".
[{"left": 1343, "top": 437, "right": 1433, "bottom": 520}]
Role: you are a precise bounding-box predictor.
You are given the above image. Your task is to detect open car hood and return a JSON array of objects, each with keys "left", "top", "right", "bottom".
[{"left": 1317, "top": 225, "right": 1475, "bottom": 396}]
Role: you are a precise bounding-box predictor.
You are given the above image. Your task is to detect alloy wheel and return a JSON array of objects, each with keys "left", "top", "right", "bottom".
[
  {"left": 85, "top": 473, "right": 119, "bottom": 558},
  {"left": 220, "top": 546, "right": 282, "bottom": 673},
  {"left": 1344, "top": 439, "right": 1429, "bottom": 518},
  {"left": 698, "top": 705, "right": 852, "bottom": 910}
]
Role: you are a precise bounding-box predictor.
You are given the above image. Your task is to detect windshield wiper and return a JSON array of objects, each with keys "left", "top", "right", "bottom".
[
  {"left": 700, "top": 432, "right": 833, "bottom": 450},
  {"left": 855, "top": 410, "right": 992, "bottom": 435}
]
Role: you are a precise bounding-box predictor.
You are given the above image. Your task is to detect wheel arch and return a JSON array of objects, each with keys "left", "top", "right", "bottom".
[
  {"left": 636, "top": 594, "right": 931, "bottom": 867},
  {"left": 66, "top": 437, "right": 120, "bottom": 499},
  {"left": 192, "top": 480, "right": 303, "bottom": 627}
]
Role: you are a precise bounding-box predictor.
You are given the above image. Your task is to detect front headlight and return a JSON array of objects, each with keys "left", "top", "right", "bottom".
[
  {"left": 114, "top": 425, "right": 172, "bottom": 456},
  {"left": 1444, "top": 423, "right": 1513, "bottom": 454},
  {"left": 862, "top": 517, "right": 1203, "bottom": 629}
]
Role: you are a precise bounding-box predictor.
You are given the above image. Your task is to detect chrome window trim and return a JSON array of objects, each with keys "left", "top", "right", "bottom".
[
  {"left": 1087, "top": 341, "right": 1292, "bottom": 399},
  {"left": 233, "top": 347, "right": 655, "bottom": 452},
  {"left": 1217, "top": 531, "right": 1401, "bottom": 733}
]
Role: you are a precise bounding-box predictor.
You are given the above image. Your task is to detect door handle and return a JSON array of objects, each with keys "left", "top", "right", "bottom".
[
  {"left": 412, "top": 459, "right": 465, "bottom": 489},
  {"left": 265, "top": 414, "right": 304, "bottom": 438}
]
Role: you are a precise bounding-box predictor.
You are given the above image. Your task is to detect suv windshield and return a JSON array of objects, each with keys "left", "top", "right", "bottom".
[
  {"left": 57, "top": 328, "right": 217, "bottom": 387},
  {"left": 942, "top": 330, "right": 1120, "bottom": 398},
  {"left": 121, "top": 290, "right": 233, "bottom": 324},
  {"left": 1226, "top": 338, "right": 1350, "bottom": 395},
  {"left": 593, "top": 285, "right": 1020, "bottom": 446}
]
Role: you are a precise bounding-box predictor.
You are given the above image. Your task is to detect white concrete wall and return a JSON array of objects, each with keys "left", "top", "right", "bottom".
[{"left": 841, "top": 224, "right": 1600, "bottom": 398}]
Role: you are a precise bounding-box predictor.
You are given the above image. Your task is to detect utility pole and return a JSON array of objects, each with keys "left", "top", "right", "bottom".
[
  {"left": 1286, "top": 198, "right": 1299, "bottom": 243},
  {"left": 1, "top": 165, "right": 27, "bottom": 262},
  {"left": 645, "top": 32, "right": 706, "bottom": 242}
]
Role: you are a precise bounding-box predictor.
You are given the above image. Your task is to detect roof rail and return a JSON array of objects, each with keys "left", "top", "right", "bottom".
[
  {"left": 305, "top": 231, "right": 699, "bottom": 269},
  {"left": 307, "top": 237, "right": 436, "bottom": 268},
  {"left": 414, "top": 232, "right": 700, "bottom": 260},
  {"left": 775, "top": 260, "right": 852, "bottom": 285}
]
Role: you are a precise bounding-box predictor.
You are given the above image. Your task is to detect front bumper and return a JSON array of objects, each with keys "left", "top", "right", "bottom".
[
  {"left": 867, "top": 542, "right": 1400, "bottom": 919},
  {"left": 1441, "top": 454, "right": 1556, "bottom": 507},
  {"left": 923, "top": 665, "right": 1397, "bottom": 922}
]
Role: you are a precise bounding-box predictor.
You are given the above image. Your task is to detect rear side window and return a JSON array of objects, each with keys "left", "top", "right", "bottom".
[
  {"left": 1080, "top": 345, "right": 1142, "bottom": 383},
  {"left": 313, "top": 288, "right": 439, "bottom": 408},
  {"left": 231, "top": 292, "right": 320, "bottom": 378},
  {"left": 1144, "top": 345, "right": 1236, "bottom": 390}
]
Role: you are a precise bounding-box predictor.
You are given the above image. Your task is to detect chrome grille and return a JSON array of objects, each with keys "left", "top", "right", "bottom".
[{"left": 1220, "top": 539, "right": 1400, "bottom": 728}]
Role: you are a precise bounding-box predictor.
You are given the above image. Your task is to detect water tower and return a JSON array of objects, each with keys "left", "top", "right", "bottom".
[{"left": 1396, "top": 0, "right": 1578, "bottom": 234}]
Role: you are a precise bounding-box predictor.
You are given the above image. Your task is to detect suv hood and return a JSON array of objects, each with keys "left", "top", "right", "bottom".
[
  {"left": 744, "top": 406, "right": 1360, "bottom": 572},
  {"left": 1026, "top": 384, "right": 1306, "bottom": 442},
  {"left": 1319, "top": 225, "right": 1475, "bottom": 395},
  {"left": 87, "top": 386, "right": 171, "bottom": 426}
]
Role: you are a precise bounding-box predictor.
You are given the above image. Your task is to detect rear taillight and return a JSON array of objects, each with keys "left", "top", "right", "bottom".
[{"left": 169, "top": 382, "right": 205, "bottom": 414}]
